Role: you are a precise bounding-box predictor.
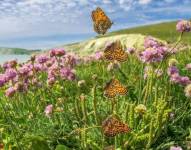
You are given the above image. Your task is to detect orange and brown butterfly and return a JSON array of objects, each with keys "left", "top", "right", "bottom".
[
  {"left": 91, "top": 7, "right": 113, "bottom": 35},
  {"left": 102, "top": 115, "right": 131, "bottom": 137},
  {"left": 104, "top": 78, "right": 128, "bottom": 98},
  {"left": 104, "top": 40, "right": 128, "bottom": 62}
]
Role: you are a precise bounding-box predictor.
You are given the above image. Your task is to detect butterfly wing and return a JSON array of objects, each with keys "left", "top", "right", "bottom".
[
  {"left": 91, "top": 7, "right": 112, "bottom": 35},
  {"left": 104, "top": 79, "right": 117, "bottom": 98},
  {"left": 114, "top": 48, "right": 128, "bottom": 62},
  {"left": 102, "top": 116, "right": 131, "bottom": 137},
  {"left": 113, "top": 41, "right": 128, "bottom": 62},
  {"left": 104, "top": 41, "right": 128, "bottom": 62},
  {"left": 104, "top": 42, "right": 115, "bottom": 61},
  {"left": 113, "top": 79, "right": 128, "bottom": 95}
]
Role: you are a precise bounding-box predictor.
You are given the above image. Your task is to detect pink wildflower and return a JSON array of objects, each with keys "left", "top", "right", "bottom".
[
  {"left": 44, "top": 104, "right": 53, "bottom": 117},
  {"left": 176, "top": 20, "right": 191, "bottom": 32}
]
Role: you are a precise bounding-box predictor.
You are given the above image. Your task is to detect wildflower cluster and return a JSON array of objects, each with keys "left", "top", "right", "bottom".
[
  {"left": 167, "top": 60, "right": 191, "bottom": 86},
  {"left": 0, "top": 49, "right": 76, "bottom": 97},
  {"left": 139, "top": 36, "right": 169, "bottom": 63}
]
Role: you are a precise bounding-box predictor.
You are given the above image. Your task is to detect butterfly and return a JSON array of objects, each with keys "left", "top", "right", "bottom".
[
  {"left": 91, "top": 7, "right": 113, "bottom": 35},
  {"left": 104, "top": 40, "right": 128, "bottom": 62},
  {"left": 104, "top": 78, "right": 128, "bottom": 98},
  {"left": 102, "top": 115, "right": 131, "bottom": 137}
]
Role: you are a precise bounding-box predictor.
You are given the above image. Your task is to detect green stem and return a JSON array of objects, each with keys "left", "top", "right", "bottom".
[{"left": 92, "top": 84, "right": 99, "bottom": 125}]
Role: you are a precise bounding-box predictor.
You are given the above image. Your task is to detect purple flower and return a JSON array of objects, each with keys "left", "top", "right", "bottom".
[
  {"left": 60, "top": 68, "right": 76, "bottom": 81},
  {"left": 44, "top": 104, "right": 53, "bottom": 117},
  {"left": 63, "top": 53, "right": 78, "bottom": 68},
  {"left": 139, "top": 48, "right": 164, "bottom": 63},
  {"left": 18, "top": 65, "right": 31, "bottom": 76},
  {"left": 0, "top": 74, "right": 7, "bottom": 87},
  {"left": 5, "top": 69, "right": 17, "bottom": 80},
  {"left": 94, "top": 51, "right": 103, "bottom": 60},
  {"left": 144, "top": 36, "right": 162, "bottom": 48},
  {"left": 5, "top": 87, "right": 16, "bottom": 97},
  {"left": 167, "top": 66, "right": 179, "bottom": 76},
  {"left": 2, "top": 62, "right": 9, "bottom": 70},
  {"left": 36, "top": 55, "right": 49, "bottom": 64},
  {"left": 50, "top": 48, "right": 65, "bottom": 57},
  {"left": 179, "top": 76, "right": 191, "bottom": 86},
  {"left": 47, "top": 77, "right": 56, "bottom": 86},
  {"left": 170, "top": 73, "right": 181, "bottom": 84},
  {"left": 170, "top": 146, "right": 182, "bottom": 150},
  {"left": 176, "top": 20, "right": 191, "bottom": 32},
  {"left": 127, "top": 47, "right": 135, "bottom": 54}
]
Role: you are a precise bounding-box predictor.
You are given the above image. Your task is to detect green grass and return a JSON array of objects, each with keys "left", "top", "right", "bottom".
[
  {"left": 104, "top": 21, "right": 191, "bottom": 44},
  {"left": 0, "top": 48, "right": 191, "bottom": 149},
  {"left": 1, "top": 21, "right": 191, "bottom": 150},
  {"left": 63, "top": 21, "right": 191, "bottom": 56}
]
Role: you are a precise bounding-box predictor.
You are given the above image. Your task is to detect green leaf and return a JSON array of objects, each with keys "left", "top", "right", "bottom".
[
  {"left": 29, "top": 136, "right": 51, "bottom": 150},
  {"left": 55, "top": 145, "right": 70, "bottom": 150}
]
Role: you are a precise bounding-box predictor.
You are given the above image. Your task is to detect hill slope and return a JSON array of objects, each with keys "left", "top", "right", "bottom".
[
  {"left": 62, "top": 21, "right": 190, "bottom": 55},
  {"left": 106, "top": 21, "right": 191, "bottom": 44},
  {"left": 0, "top": 47, "right": 40, "bottom": 55},
  {"left": 62, "top": 34, "right": 150, "bottom": 55}
]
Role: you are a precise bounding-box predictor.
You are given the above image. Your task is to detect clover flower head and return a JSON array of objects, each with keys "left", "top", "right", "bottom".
[
  {"left": 50, "top": 48, "right": 65, "bottom": 57},
  {"left": 5, "top": 69, "right": 17, "bottom": 81},
  {"left": 5, "top": 87, "right": 16, "bottom": 97},
  {"left": 127, "top": 47, "right": 135, "bottom": 54},
  {"left": 144, "top": 36, "right": 162, "bottom": 48},
  {"left": 176, "top": 20, "right": 191, "bottom": 32},
  {"left": 44, "top": 104, "right": 53, "bottom": 117},
  {"left": 179, "top": 76, "right": 191, "bottom": 86},
  {"left": 185, "top": 63, "right": 191, "bottom": 71},
  {"left": 36, "top": 55, "right": 49, "bottom": 64},
  {"left": 94, "top": 51, "right": 104, "bottom": 60},
  {"left": 184, "top": 84, "right": 191, "bottom": 97},
  {"left": 168, "top": 58, "right": 178, "bottom": 67},
  {"left": 170, "top": 146, "right": 182, "bottom": 150},
  {"left": 170, "top": 73, "right": 181, "bottom": 84},
  {"left": 77, "top": 80, "right": 86, "bottom": 87},
  {"left": 167, "top": 66, "right": 179, "bottom": 76},
  {"left": 135, "top": 104, "right": 147, "bottom": 115},
  {"left": 0, "top": 74, "right": 7, "bottom": 87}
]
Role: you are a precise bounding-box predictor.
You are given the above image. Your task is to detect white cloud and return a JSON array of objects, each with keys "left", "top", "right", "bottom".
[
  {"left": 0, "top": 0, "right": 190, "bottom": 49},
  {"left": 139, "top": 0, "right": 152, "bottom": 5}
]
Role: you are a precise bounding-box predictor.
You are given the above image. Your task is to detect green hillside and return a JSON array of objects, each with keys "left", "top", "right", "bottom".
[
  {"left": 0, "top": 47, "right": 40, "bottom": 55},
  {"left": 105, "top": 21, "right": 191, "bottom": 44},
  {"left": 63, "top": 21, "right": 191, "bottom": 55}
]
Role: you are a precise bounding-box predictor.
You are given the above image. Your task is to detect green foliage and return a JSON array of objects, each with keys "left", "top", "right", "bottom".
[{"left": 1, "top": 23, "right": 191, "bottom": 149}]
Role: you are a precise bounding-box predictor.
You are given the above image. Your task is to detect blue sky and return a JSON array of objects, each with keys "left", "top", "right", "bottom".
[{"left": 0, "top": 0, "right": 190, "bottom": 49}]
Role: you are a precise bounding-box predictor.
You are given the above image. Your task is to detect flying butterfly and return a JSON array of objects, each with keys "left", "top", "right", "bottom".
[
  {"left": 91, "top": 7, "right": 113, "bottom": 35},
  {"left": 104, "top": 78, "right": 128, "bottom": 98},
  {"left": 104, "top": 40, "right": 128, "bottom": 62},
  {"left": 102, "top": 115, "right": 131, "bottom": 137}
]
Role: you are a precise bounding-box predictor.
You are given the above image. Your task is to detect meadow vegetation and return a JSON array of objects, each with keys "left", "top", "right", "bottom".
[{"left": 0, "top": 20, "right": 191, "bottom": 150}]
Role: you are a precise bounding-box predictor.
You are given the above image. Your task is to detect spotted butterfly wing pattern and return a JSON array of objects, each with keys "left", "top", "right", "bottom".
[
  {"left": 91, "top": 7, "right": 113, "bottom": 35},
  {"left": 102, "top": 115, "right": 131, "bottom": 137},
  {"left": 104, "top": 78, "right": 128, "bottom": 98},
  {"left": 104, "top": 41, "right": 128, "bottom": 62}
]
